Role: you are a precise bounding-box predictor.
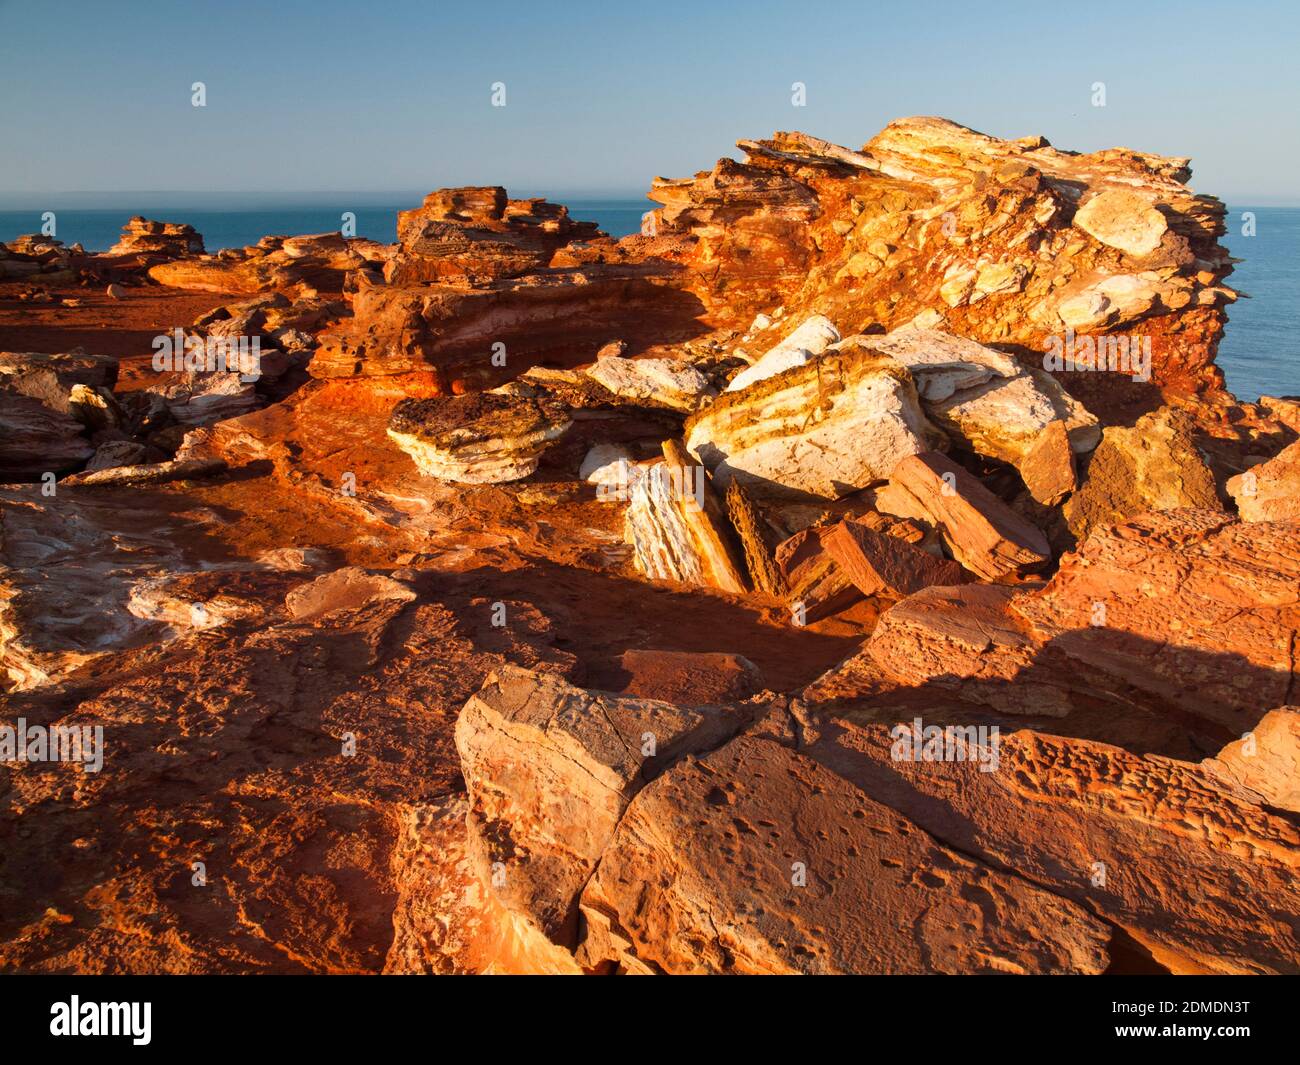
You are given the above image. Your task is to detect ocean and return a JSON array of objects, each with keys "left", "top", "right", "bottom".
[
  {"left": 1218, "top": 207, "right": 1300, "bottom": 401},
  {"left": 1, "top": 199, "right": 1294, "bottom": 401}
]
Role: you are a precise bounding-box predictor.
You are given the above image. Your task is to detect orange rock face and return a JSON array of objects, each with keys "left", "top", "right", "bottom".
[
  {"left": 647, "top": 120, "right": 1238, "bottom": 409},
  {"left": 3, "top": 116, "right": 1299, "bottom": 978}
]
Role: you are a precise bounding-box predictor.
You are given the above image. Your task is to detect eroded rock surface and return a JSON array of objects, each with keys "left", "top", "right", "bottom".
[
  {"left": 3, "top": 114, "right": 1293, "bottom": 980},
  {"left": 387, "top": 392, "right": 572, "bottom": 483},
  {"left": 684, "top": 343, "right": 942, "bottom": 499}
]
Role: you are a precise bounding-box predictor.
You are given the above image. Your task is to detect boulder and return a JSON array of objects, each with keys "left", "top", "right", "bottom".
[
  {"left": 62, "top": 457, "right": 227, "bottom": 487},
  {"left": 1064, "top": 406, "right": 1223, "bottom": 540},
  {"left": 0, "top": 389, "right": 93, "bottom": 479},
  {"left": 684, "top": 343, "right": 943, "bottom": 499},
  {"left": 879, "top": 452, "right": 1051, "bottom": 579},
  {"left": 820, "top": 517, "right": 967, "bottom": 598},
  {"left": 579, "top": 443, "right": 634, "bottom": 486},
  {"left": 583, "top": 356, "right": 714, "bottom": 412},
  {"left": 1228, "top": 439, "right": 1300, "bottom": 522},
  {"left": 0, "top": 350, "right": 119, "bottom": 391},
  {"left": 863, "top": 328, "right": 1098, "bottom": 482},
  {"left": 775, "top": 525, "right": 863, "bottom": 623},
  {"left": 284, "top": 567, "right": 416, "bottom": 622},
  {"left": 623, "top": 441, "right": 747, "bottom": 594},
  {"left": 1201, "top": 708, "right": 1300, "bottom": 814},
  {"left": 155, "top": 369, "right": 262, "bottom": 427},
  {"left": 1018, "top": 417, "right": 1077, "bottom": 506},
  {"left": 455, "top": 666, "right": 753, "bottom": 945},
  {"left": 723, "top": 479, "right": 785, "bottom": 596},
  {"left": 1072, "top": 188, "right": 1169, "bottom": 258},
  {"left": 387, "top": 393, "right": 572, "bottom": 484},
  {"left": 725, "top": 314, "right": 840, "bottom": 392},
  {"left": 85, "top": 440, "right": 150, "bottom": 472}
]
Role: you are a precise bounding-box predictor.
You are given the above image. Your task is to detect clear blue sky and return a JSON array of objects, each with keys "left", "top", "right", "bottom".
[{"left": 1, "top": 0, "right": 1297, "bottom": 203}]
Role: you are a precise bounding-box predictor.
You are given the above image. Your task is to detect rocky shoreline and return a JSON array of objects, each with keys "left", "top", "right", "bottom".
[{"left": 1, "top": 117, "right": 1297, "bottom": 975}]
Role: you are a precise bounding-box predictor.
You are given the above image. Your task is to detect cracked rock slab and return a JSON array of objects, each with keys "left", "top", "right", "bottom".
[
  {"left": 455, "top": 665, "right": 754, "bottom": 946},
  {"left": 801, "top": 718, "right": 1300, "bottom": 974},
  {"left": 577, "top": 723, "right": 1111, "bottom": 974}
]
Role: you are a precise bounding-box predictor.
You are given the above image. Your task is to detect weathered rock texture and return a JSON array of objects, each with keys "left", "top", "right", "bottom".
[
  {"left": 648, "top": 118, "right": 1238, "bottom": 407},
  {"left": 865, "top": 328, "right": 1099, "bottom": 482},
  {"left": 455, "top": 666, "right": 751, "bottom": 945},
  {"left": 387, "top": 392, "right": 572, "bottom": 483},
  {"left": 3, "top": 114, "right": 1292, "bottom": 980},
  {"left": 1228, "top": 439, "right": 1300, "bottom": 523},
  {"left": 149, "top": 232, "right": 388, "bottom": 294},
  {"left": 879, "top": 452, "right": 1051, "bottom": 579},
  {"left": 684, "top": 343, "right": 943, "bottom": 499},
  {"left": 622, "top": 441, "right": 747, "bottom": 593},
  {"left": 813, "top": 510, "right": 1299, "bottom": 737},
  {"left": 1064, "top": 406, "right": 1223, "bottom": 539},
  {"left": 390, "top": 187, "right": 602, "bottom": 284},
  {"left": 578, "top": 721, "right": 1111, "bottom": 974},
  {"left": 108, "top": 217, "right": 205, "bottom": 260}
]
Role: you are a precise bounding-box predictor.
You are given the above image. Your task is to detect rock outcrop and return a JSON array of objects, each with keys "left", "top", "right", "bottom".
[
  {"left": 149, "top": 232, "right": 388, "bottom": 294},
  {"left": 684, "top": 342, "right": 943, "bottom": 499},
  {"left": 1064, "top": 406, "right": 1223, "bottom": 539},
  {"left": 108, "top": 216, "right": 205, "bottom": 260},
  {"left": 820, "top": 516, "right": 966, "bottom": 598},
  {"left": 387, "top": 392, "right": 573, "bottom": 483},
  {"left": 4, "top": 114, "right": 1294, "bottom": 980},
  {"left": 389, "top": 187, "right": 602, "bottom": 285},
  {"left": 647, "top": 118, "right": 1237, "bottom": 407}
]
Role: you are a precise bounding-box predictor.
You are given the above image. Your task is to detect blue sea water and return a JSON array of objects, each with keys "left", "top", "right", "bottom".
[
  {"left": 1, "top": 198, "right": 1294, "bottom": 400},
  {"left": 0, "top": 195, "right": 650, "bottom": 253},
  {"left": 1218, "top": 207, "right": 1300, "bottom": 401}
]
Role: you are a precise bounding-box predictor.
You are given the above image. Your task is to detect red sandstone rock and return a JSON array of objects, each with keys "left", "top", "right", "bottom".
[
  {"left": 578, "top": 718, "right": 1110, "bottom": 974},
  {"left": 794, "top": 718, "right": 1300, "bottom": 974},
  {"left": 1019, "top": 417, "right": 1077, "bottom": 506},
  {"left": 455, "top": 666, "right": 753, "bottom": 945},
  {"left": 820, "top": 517, "right": 967, "bottom": 598},
  {"left": 0, "top": 388, "right": 93, "bottom": 479},
  {"left": 108, "top": 216, "right": 205, "bottom": 259},
  {"left": 1064, "top": 406, "right": 1224, "bottom": 539},
  {"left": 881, "top": 452, "right": 1051, "bottom": 579},
  {"left": 1201, "top": 707, "right": 1300, "bottom": 813},
  {"left": 2, "top": 115, "right": 1292, "bottom": 981},
  {"left": 813, "top": 510, "right": 1300, "bottom": 737},
  {"left": 1228, "top": 438, "right": 1300, "bottom": 522},
  {"left": 595, "top": 648, "right": 764, "bottom": 704},
  {"left": 647, "top": 118, "right": 1235, "bottom": 407}
]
